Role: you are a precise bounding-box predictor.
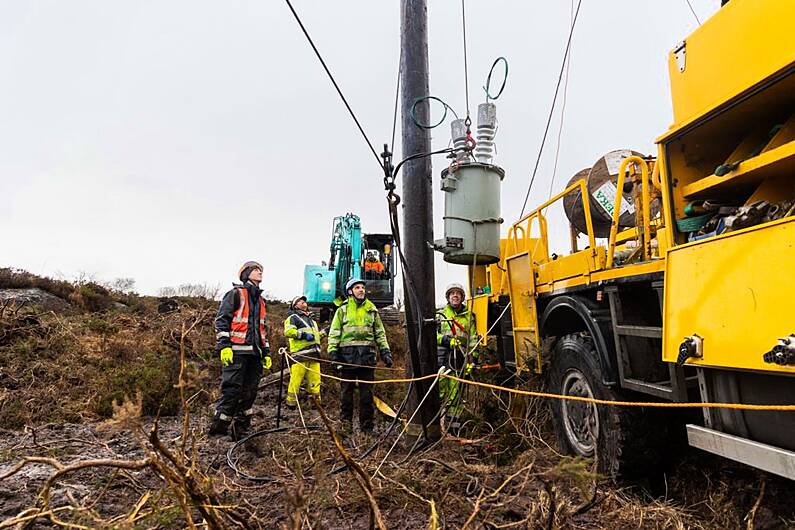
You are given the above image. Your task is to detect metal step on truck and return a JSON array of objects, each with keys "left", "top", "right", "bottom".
[{"left": 456, "top": 0, "right": 795, "bottom": 480}]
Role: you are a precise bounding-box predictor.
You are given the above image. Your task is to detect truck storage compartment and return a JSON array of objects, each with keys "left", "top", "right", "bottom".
[{"left": 663, "top": 216, "right": 795, "bottom": 374}]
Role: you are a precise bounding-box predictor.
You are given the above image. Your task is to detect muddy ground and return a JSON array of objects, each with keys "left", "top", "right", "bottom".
[
  {"left": 1, "top": 273, "right": 794, "bottom": 529},
  {"left": 3, "top": 368, "right": 795, "bottom": 529}
]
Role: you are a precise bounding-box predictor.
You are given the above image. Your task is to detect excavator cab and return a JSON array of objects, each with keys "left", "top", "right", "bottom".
[{"left": 361, "top": 233, "right": 395, "bottom": 307}]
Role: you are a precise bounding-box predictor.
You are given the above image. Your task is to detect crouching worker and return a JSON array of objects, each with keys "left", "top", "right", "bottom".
[
  {"left": 436, "top": 283, "right": 477, "bottom": 426},
  {"left": 284, "top": 295, "right": 324, "bottom": 410},
  {"left": 209, "top": 261, "right": 272, "bottom": 439},
  {"left": 328, "top": 278, "right": 392, "bottom": 434}
]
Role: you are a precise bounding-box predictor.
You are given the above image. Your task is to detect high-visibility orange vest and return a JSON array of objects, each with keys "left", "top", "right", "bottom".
[{"left": 230, "top": 287, "right": 267, "bottom": 346}]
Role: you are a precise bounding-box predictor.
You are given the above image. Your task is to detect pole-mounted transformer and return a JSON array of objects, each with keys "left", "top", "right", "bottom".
[{"left": 435, "top": 102, "right": 505, "bottom": 265}]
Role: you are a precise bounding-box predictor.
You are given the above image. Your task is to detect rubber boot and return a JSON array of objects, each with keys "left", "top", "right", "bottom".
[
  {"left": 231, "top": 417, "right": 252, "bottom": 441},
  {"left": 208, "top": 416, "right": 231, "bottom": 436}
]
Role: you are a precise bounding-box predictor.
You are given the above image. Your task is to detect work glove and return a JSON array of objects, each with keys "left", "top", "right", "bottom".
[
  {"left": 381, "top": 350, "right": 393, "bottom": 368},
  {"left": 261, "top": 356, "right": 272, "bottom": 370},
  {"left": 302, "top": 332, "right": 315, "bottom": 342},
  {"left": 220, "top": 347, "right": 234, "bottom": 367},
  {"left": 449, "top": 337, "right": 462, "bottom": 349}
]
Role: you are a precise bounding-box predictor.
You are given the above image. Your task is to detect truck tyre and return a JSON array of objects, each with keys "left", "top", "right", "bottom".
[{"left": 549, "top": 333, "right": 658, "bottom": 479}]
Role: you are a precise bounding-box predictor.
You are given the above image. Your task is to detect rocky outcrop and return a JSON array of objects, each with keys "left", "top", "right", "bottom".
[{"left": 0, "top": 288, "right": 72, "bottom": 312}]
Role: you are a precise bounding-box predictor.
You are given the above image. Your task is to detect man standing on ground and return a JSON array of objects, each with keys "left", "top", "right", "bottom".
[
  {"left": 327, "top": 278, "right": 392, "bottom": 434},
  {"left": 283, "top": 295, "right": 324, "bottom": 410},
  {"left": 209, "top": 261, "right": 272, "bottom": 439},
  {"left": 436, "top": 283, "right": 477, "bottom": 427}
]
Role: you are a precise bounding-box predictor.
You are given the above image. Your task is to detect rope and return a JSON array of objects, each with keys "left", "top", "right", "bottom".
[
  {"left": 461, "top": 0, "right": 471, "bottom": 121},
  {"left": 371, "top": 368, "right": 445, "bottom": 478},
  {"left": 283, "top": 0, "right": 383, "bottom": 171},
  {"left": 285, "top": 353, "right": 795, "bottom": 412},
  {"left": 290, "top": 353, "right": 404, "bottom": 372}
]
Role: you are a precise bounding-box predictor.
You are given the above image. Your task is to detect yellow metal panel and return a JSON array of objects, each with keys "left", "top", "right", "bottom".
[
  {"left": 667, "top": 0, "right": 795, "bottom": 129},
  {"left": 663, "top": 217, "right": 795, "bottom": 373},
  {"left": 535, "top": 258, "right": 665, "bottom": 296},
  {"left": 505, "top": 251, "right": 541, "bottom": 373},
  {"left": 536, "top": 247, "right": 605, "bottom": 287},
  {"left": 469, "top": 294, "right": 490, "bottom": 345}
]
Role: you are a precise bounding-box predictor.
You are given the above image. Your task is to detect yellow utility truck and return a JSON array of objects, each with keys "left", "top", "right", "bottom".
[{"left": 470, "top": 1, "right": 795, "bottom": 479}]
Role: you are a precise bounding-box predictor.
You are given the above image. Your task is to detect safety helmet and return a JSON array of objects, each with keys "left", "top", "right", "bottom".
[
  {"left": 445, "top": 282, "right": 466, "bottom": 300},
  {"left": 238, "top": 261, "right": 263, "bottom": 282},
  {"left": 290, "top": 295, "right": 307, "bottom": 310},
  {"left": 345, "top": 278, "right": 366, "bottom": 293}
]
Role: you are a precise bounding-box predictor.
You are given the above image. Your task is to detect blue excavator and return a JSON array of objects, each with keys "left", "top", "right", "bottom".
[{"left": 303, "top": 213, "right": 396, "bottom": 322}]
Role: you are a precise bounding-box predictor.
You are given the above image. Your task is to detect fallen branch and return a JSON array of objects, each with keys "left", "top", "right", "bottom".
[{"left": 312, "top": 396, "right": 387, "bottom": 530}]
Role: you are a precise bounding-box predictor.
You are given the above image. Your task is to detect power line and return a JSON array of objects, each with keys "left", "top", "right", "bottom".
[
  {"left": 685, "top": 0, "right": 701, "bottom": 24},
  {"left": 390, "top": 49, "right": 402, "bottom": 156},
  {"left": 547, "top": 0, "right": 576, "bottom": 200},
  {"left": 283, "top": 0, "right": 384, "bottom": 170},
  {"left": 519, "top": 0, "right": 584, "bottom": 217}
]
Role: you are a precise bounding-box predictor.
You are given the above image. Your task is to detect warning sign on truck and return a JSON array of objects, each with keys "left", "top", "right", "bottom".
[{"left": 592, "top": 180, "right": 634, "bottom": 218}]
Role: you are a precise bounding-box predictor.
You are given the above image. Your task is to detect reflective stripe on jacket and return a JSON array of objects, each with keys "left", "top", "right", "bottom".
[
  {"left": 215, "top": 284, "right": 270, "bottom": 354},
  {"left": 284, "top": 310, "right": 322, "bottom": 361},
  {"left": 327, "top": 298, "right": 389, "bottom": 355},
  {"left": 436, "top": 304, "right": 476, "bottom": 348}
]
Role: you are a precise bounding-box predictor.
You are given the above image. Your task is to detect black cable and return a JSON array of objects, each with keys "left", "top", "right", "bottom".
[
  {"left": 519, "top": 0, "right": 584, "bottom": 217},
  {"left": 685, "top": 0, "right": 701, "bottom": 24},
  {"left": 283, "top": 0, "right": 384, "bottom": 171},
  {"left": 226, "top": 425, "right": 321, "bottom": 482},
  {"left": 390, "top": 49, "right": 402, "bottom": 157},
  {"left": 328, "top": 381, "right": 414, "bottom": 475}
]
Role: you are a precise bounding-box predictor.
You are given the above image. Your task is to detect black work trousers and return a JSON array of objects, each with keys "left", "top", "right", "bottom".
[
  {"left": 216, "top": 353, "right": 263, "bottom": 420},
  {"left": 340, "top": 367, "right": 375, "bottom": 430}
]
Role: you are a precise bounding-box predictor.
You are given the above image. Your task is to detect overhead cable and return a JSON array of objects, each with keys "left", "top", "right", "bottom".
[
  {"left": 519, "top": 0, "right": 584, "bottom": 217},
  {"left": 283, "top": 0, "right": 384, "bottom": 170}
]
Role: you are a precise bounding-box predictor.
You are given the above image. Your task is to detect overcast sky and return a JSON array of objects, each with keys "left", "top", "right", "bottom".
[{"left": 1, "top": 0, "right": 721, "bottom": 302}]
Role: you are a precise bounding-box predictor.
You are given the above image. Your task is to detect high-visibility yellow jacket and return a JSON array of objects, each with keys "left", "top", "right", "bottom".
[
  {"left": 328, "top": 298, "right": 390, "bottom": 366},
  {"left": 436, "top": 303, "right": 476, "bottom": 349},
  {"left": 283, "top": 310, "right": 323, "bottom": 362}
]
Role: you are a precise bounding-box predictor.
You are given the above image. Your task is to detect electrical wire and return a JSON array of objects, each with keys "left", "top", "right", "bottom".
[
  {"left": 684, "top": 0, "right": 701, "bottom": 24},
  {"left": 283, "top": 0, "right": 384, "bottom": 171},
  {"left": 546, "top": 0, "right": 575, "bottom": 200},
  {"left": 390, "top": 49, "right": 403, "bottom": 156},
  {"left": 519, "top": 0, "right": 584, "bottom": 217},
  {"left": 409, "top": 96, "right": 459, "bottom": 129}
]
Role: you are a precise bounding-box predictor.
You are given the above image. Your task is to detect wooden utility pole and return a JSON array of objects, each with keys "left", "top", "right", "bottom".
[{"left": 400, "top": 0, "right": 441, "bottom": 441}]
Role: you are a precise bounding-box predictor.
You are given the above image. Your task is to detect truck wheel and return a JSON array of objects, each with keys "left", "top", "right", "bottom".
[{"left": 549, "top": 333, "right": 655, "bottom": 478}]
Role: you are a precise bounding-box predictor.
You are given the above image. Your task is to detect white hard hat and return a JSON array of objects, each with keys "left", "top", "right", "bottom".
[
  {"left": 345, "top": 278, "right": 366, "bottom": 293},
  {"left": 445, "top": 283, "right": 466, "bottom": 300},
  {"left": 290, "top": 295, "right": 307, "bottom": 310}
]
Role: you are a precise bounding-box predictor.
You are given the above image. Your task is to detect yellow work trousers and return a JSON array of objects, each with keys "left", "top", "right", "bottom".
[{"left": 286, "top": 361, "right": 321, "bottom": 405}]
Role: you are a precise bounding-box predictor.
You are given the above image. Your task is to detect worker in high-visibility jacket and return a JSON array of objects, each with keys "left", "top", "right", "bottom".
[
  {"left": 209, "top": 261, "right": 272, "bottom": 439},
  {"left": 283, "top": 295, "right": 325, "bottom": 409},
  {"left": 436, "top": 282, "right": 477, "bottom": 423},
  {"left": 328, "top": 278, "right": 392, "bottom": 434}
]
